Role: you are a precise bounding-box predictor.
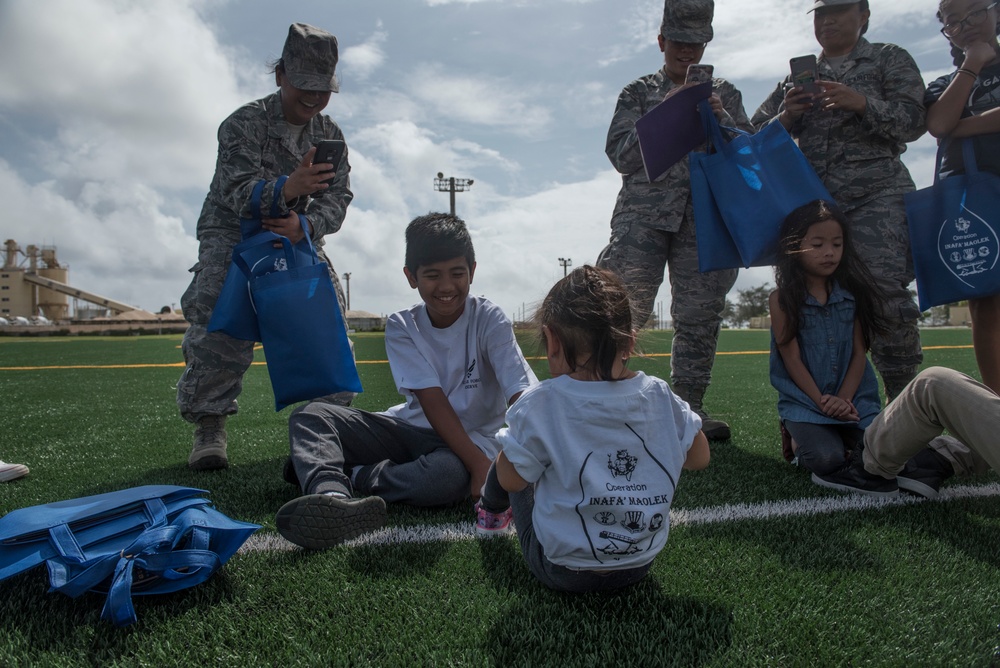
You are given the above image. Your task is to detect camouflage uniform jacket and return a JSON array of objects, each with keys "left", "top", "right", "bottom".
[
  {"left": 751, "top": 38, "right": 925, "bottom": 212},
  {"left": 195, "top": 91, "right": 353, "bottom": 245},
  {"left": 607, "top": 66, "right": 751, "bottom": 233}
]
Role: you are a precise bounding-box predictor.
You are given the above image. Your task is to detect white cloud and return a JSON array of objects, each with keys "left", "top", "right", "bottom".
[
  {"left": 341, "top": 22, "right": 388, "bottom": 82},
  {"left": 407, "top": 64, "right": 552, "bottom": 136}
]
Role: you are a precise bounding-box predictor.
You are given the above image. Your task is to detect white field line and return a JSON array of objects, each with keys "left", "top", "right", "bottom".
[{"left": 239, "top": 482, "right": 1000, "bottom": 554}]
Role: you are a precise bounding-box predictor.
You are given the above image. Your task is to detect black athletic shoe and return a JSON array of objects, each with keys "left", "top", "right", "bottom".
[
  {"left": 897, "top": 445, "right": 955, "bottom": 500},
  {"left": 276, "top": 494, "right": 387, "bottom": 550},
  {"left": 282, "top": 457, "right": 300, "bottom": 486},
  {"left": 811, "top": 460, "right": 899, "bottom": 498}
]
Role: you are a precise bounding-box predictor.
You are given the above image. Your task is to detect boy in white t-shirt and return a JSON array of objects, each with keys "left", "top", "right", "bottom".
[{"left": 276, "top": 213, "right": 537, "bottom": 549}]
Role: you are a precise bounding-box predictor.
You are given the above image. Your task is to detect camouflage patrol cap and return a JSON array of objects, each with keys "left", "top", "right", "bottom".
[
  {"left": 660, "top": 0, "right": 715, "bottom": 43},
  {"left": 808, "top": 0, "right": 860, "bottom": 11},
  {"left": 281, "top": 23, "right": 340, "bottom": 93}
]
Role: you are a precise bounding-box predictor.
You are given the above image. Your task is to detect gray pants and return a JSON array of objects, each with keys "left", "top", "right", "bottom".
[
  {"left": 596, "top": 203, "right": 737, "bottom": 387},
  {"left": 177, "top": 236, "right": 351, "bottom": 422},
  {"left": 863, "top": 367, "right": 998, "bottom": 479},
  {"left": 288, "top": 402, "right": 469, "bottom": 506},
  {"left": 482, "top": 464, "right": 650, "bottom": 593}
]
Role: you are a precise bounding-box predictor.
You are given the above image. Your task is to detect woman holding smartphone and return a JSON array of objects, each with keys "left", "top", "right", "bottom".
[
  {"left": 177, "top": 23, "right": 354, "bottom": 471},
  {"left": 597, "top": 0, "right": 751, "bottom": 442},
  {"left": 752, "top": 0, "right": 926, "bottom": 402}
]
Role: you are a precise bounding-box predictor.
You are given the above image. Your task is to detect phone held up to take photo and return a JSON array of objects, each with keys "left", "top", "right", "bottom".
[
  {"left": 789, "top": 55, "right": 822, "bottom": 108},
  {"left": 314, "top": 139, "right": 346, "bottom": 185},
  {"left": 685, "top": 63, "right": 714, "bottom": 86}
]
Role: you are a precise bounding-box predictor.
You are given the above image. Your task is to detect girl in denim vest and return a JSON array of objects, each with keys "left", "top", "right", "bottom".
[{"left": 769, "top": 200, "right": 889, "bottom": 478}]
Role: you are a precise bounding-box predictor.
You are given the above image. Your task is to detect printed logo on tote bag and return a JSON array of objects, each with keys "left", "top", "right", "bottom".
[{"left": 938, "top": 206, "right": 999, "bottom": 288}]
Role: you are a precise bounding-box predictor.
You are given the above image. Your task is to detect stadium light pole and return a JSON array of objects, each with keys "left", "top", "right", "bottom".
[
  {"left": 343, "top": 272, "right": 351, "bottom": 311},
  {"left": 558, "top": 257, "right": 572, "bottom": 277},
  {"left": 434, "top": 172, "right": 474, "bottom": 216}
]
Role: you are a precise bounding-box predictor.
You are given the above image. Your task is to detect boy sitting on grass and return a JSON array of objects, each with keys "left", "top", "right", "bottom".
[{"left": 277, "top": 212, "right": 537, "bottom": 549}]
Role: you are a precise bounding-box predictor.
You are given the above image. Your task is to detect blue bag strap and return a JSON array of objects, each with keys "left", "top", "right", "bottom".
[
  {"left": 931, "top": 138, "right": 978, "bottom": 186},
  {"left": 697, "top": 100, "right": 750, "bottom": 156},
  {"left": 277, "top": 216, "right": 319, "bottom": 269},
  {"left": 47, "top": 524, "right": 86, "bottom": 563},
  {"left": 240, "top": 176, "right": 289, "bottom": 239}
]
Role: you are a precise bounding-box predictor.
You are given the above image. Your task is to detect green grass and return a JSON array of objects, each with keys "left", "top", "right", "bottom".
[{"left": 1, "top": 329, "right": 998, "bottom": 666}]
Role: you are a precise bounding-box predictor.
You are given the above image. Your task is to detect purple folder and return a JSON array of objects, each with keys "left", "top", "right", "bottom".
[{"left": 635, "top": 81, "right": 712, "bottom": 182}]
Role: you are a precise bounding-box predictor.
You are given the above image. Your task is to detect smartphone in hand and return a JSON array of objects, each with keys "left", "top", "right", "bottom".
[
  {"left": 314, "top": 139, "right": 346, "bottom": 185},
  {"left": 685, "top": 63, "right": 714, "bottom": 85},
  {"left": 789, "top": 55, "right": 821, "bottom": 107}
]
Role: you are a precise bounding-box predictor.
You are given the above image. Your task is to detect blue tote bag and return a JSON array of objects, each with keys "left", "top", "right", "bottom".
[
  {"left": 904, "top": 139, "right": 1000, "bottom": 311},
  {"left": 0, "top": 485, "right": 259, "bottom": 626},
  {"left": 691, "top": 101, "right": 833, "bottom": 269},
  {"left": 690, "top": 129, "right": 746, "bottom": 272},
  {"left": 208, "top": 176, "right": 311, "bottom": 341},
  {"left": 235, "top": 228, "right": 363, "bottom": 410}
]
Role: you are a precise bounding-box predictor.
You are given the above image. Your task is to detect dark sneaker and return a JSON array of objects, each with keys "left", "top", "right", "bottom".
[
  {"left": 701, "top": 417, "right": 731, "bottom": 441},
  {"left": 276, "top": 494, "right": 386, "bottom": 550},
  {"left": 897, "top": 443, "right": 955, "bottom": 500},
  {"left": 189, "top": 415, "right": 228, "bottom": 471},
  {"left": 779, "top": 422, "right": 796, "bottom": 463},
  {"left": 811, "top": 460, "right": 899, "bottom": 498}
]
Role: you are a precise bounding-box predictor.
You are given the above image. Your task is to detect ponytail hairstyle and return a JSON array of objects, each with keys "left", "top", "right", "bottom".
[
  {"left": 536, "top": 265, "right": 634, "bottom": 381},
  {"left": 938, "top": 0, "right": 1000, "bottom": 66},
  {"left": 773, "top": 200, "right": 890, "bottom": 349}
]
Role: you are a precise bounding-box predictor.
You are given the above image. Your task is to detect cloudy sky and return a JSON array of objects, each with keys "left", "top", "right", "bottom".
[{"left": 0, "top": 0, "right": 951, "bottom": 322}]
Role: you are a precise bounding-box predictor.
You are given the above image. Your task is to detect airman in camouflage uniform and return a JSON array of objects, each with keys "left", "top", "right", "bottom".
[
  {"left": 597, "top": 0, "right": 751, "bottom": 440},
  {"left": 752, "top": 0, "right": 926, "bottom": 400},
  {"left": 177, "top": 23, "right": 354, "bottom": 470}
]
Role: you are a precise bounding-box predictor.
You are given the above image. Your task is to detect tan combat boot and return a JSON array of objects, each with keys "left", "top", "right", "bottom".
[
  {"left": 189, "top": 415, "right": 228, "bottom": 470},
  {"left": 672, "top": 384, "right": 732, "bottom": 441}
]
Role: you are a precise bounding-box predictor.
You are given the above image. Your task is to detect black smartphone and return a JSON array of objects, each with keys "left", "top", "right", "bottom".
[
  {"left": 789, "top": 55, "right": 822, "bottom": 103},
  {"left": 314, "top": 139, "right": 346, "bottom": 185}
]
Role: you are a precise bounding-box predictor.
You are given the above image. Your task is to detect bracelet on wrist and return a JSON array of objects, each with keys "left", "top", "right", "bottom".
[{"left": 957, "top": 67, "right": 978, "bottom": 79}]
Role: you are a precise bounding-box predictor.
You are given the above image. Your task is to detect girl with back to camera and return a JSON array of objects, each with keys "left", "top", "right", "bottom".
[
  {"left": 474, "top": 265, "right": 709, "bottom": 593},
  {"left": 769, "top": 200, "right": 890, "bottom": 484},
  {"left": 925, "top": 0, "right": 1000, "bottom": 394}
]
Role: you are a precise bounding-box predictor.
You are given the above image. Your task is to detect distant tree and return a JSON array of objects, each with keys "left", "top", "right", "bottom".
[{"left": 727, "top": 283, "right": 772, "bottom": 328}]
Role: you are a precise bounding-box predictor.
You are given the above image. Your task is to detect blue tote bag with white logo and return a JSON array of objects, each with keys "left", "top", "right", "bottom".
[
  {"left": 208, "top": 176, "right": 314, "bottom": 341},
  {"left": 692, "top": 101, "right": 833, "bottom": 270},
  {"left": 904, "top": 139, "right": 1000, "bottom": 311},
  {"left": 234, "top": 226, "right": 363, "bottom": 410}
]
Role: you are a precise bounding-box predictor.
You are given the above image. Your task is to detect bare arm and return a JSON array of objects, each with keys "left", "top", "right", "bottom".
[
  {"left": 495, "top": 451, "right": 529, "bottom": 493},
  {"left": 927, "top": 43, "right": 1000, "bottom": 138},
  {"left": 683, "top": 431, "right": 710, "bottom": 470},
  {"left": 412, "top": 387, "right": 491, "bottom": 499}
]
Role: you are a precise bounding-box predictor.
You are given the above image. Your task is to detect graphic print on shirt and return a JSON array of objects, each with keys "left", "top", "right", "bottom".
[
  {"left": 576, "top": 423, "right": 679, "bottom": 564},
  {"left": 463, "top": 358, "right": 480, "bottom": 390}
]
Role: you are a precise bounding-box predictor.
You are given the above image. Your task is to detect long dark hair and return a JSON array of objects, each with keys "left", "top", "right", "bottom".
[
  {"left": 938, "top": 0, "right": 1000, "bottom": 66},
  {"left": 773, "top": 200, "right": 889, "bottom": 348},
  {"left": 536, "top": 265, "right": 633, "bottom": 381}
]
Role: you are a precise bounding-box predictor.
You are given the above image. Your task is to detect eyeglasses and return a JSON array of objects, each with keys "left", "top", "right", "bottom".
[
  {"left": 940, "top": 2, "right": 997, "bottom": 37},
  {"left": 667, "top": 40, "right": 707, "bottom": 50}
]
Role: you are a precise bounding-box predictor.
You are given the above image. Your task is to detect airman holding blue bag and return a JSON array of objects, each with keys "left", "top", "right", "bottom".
[
  {"left": 177, "top": 23, "right": 354, "bottom": 471},
  {"left": 597, "top": 0, "right": 752, "bottom": 441}
]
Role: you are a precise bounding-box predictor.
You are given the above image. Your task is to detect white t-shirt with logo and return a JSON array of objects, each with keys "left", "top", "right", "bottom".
[
  {"left": 498, "top": 372, "right": 701, "bottom": 570},
  {"left": 381, "top": 295, "right": 537, "bottom": 458}
]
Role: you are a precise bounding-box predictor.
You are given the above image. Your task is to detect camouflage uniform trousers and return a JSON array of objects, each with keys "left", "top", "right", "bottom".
[
  {"left": 845, "top": 194, "right": 923, "bottom": 386},
  {"left": 596, "top": 202, "right": 737, "bottom": 387},
  {"left": 177, "top": 235, "right": 353, "bottom": 423}
]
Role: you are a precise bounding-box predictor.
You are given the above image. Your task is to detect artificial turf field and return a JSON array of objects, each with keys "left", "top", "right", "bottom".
[{"left": 0, "top": 328, "right": 997, "bottom": 666}]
